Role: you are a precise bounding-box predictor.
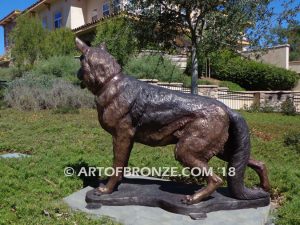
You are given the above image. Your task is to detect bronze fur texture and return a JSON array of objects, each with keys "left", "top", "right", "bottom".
[{"left": 76, "top": 38, "right": 270, "bottom": 204}]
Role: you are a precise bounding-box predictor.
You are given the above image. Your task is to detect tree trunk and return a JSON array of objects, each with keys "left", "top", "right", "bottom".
[{"left": 191, "top": 43, "right": 198, "bottom": 95}]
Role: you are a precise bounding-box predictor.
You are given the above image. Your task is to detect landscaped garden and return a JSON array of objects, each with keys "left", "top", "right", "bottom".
[
  {"left": 0, "top": 5, "right": 300, "bottom": 224},
  {"left": 0, "top": 109, "right": 299, "bottom": 224}
]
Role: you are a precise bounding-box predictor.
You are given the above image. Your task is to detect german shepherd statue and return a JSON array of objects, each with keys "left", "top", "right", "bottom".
[{"left": 75, "top": 38, "right": 270, "bottom": 204}]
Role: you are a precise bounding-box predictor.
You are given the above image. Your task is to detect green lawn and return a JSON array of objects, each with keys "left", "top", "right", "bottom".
[{"left": 0, "top": 109, "right": 299, "bottom": 224}]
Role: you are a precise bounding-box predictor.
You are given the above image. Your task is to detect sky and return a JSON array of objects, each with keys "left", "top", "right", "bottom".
[
  {"left": 0, "top": 0, "right": 36, "bottom": 55},
  {"left": 0, "top": 0, "right": 299, "bottom": 55}
]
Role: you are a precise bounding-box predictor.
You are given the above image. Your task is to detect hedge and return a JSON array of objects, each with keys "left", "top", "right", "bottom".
[{"left": 211, "top": 51, "right": 299, "bottom": 90}]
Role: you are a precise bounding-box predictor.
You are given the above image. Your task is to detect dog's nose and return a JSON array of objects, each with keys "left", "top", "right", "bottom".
[{"left": 77, "top": 68, "right": 83, "bottom": 80}]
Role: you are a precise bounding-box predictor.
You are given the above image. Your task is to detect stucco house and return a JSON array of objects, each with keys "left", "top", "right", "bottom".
[{"left": 0, "top": 0, "right": 130, "bottom": 66}]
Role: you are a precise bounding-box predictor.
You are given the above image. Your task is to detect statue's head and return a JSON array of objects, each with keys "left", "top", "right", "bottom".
[{"left": 75, "top": 37, "right": 121, "bottom": 95}]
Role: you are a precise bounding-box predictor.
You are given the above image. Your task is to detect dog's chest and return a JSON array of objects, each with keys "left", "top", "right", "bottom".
[{"left": 96, "top": 95, "right": 131, "bottom": 133}]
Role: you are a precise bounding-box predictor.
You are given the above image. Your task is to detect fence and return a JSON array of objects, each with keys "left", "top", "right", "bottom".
[
  {"left": 140, "top": 80, "right": 300, "bottom": 113},
  {"left": 217, "top": 90, "right": 255, "bottom": 110}
]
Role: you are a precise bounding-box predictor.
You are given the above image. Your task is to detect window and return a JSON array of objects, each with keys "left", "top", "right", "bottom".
[
  {"left": 113, "top": 0, "right": 121, "bottom": 13},
  {"left": 92, "top": 9, "right": 98, "bottom": 22},
  {"left": 102, "top": 2, "right": 110, "bottom": 16},
  {"left": 42, "top": 16, "right": 48, "bottom": 29},
  {"left": 54, "top": 11, "right": 62, "bottom": 28}
]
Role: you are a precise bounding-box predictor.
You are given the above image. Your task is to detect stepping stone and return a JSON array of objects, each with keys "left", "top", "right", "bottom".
[{"left": 0, "top": 153, "right": 30, "bottom": 159}]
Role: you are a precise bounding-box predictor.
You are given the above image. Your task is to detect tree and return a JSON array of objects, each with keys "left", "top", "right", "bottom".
[
  {"left": 271, "top": 23, "right": 300, "bottom": 61},
  {"left": 10, "top": 14, "right": 46, "bottom": 70},
  {"left": 130, "top": 0, "right": 299, "bottom": 94},
  {"left": 92, "top": 16, "right": 138, "bottom": 66},
  {"left": 10, "top": 15, "right": 76, "bottom": 71},
  {"left": 42, "top": 28, "right": 76, "bottom": 58}
]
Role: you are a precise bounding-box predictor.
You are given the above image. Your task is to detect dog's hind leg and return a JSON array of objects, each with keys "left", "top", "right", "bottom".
[
  {"left": 175, "top": 137, "right": 223, "bottom": 205},
  {"left": 174, "top": 117, "right": 229, "bottom": 204},
  {"left": 248, "top": 158, "right": 270, "bottom": 192}
]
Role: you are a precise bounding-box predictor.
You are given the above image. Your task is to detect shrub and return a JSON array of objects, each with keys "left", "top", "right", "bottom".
[
  {"left": 124, "top": 55, "right": 187, "bottom": 83},
  {"left": 4, "top": 74, "right": 94, "bottom": 111},
  {"left": 244, "top": 102, "right": 276, "bottom": 113},
  {"left": 42, "top": 28, "right": 76, "bottom": 58},
  {"left": 10, "top": 14, "right": 46, "bottom": 70},
  {"left": 210, "top": 50, "right": 299, "bottom": 90},
  {"left": 10, "top": 15, "right": 76, "bottom": 70},
  {"left": 0, "top": 67, "right": 18, "bottom": 81},
  {"left": 281, "top": 98, "right": 297, "bottom": 116},
  {"left": 284, "top": 131, "right": 300, "bottom": 153},
  {"left": 32, "top": 56, "right": 80, "bottom": 83},
  {"left": 93, "top": 16, "right": 138, "bottom": 66}
]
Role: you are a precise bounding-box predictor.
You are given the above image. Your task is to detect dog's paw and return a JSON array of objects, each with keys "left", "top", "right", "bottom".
[
  {"left": 94, "top": 186, "right": 113, "bottom": 196},
  {"left": 181, "top": 195, "right": 195, "bottom": 205}
]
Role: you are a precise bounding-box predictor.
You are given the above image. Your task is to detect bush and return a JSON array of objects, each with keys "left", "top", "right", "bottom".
[
  {"left": 244, "top": 102, "right": 276, "bottom": 113},
  {"left": 42, "top": 28, "right": 76, "bottom": 58},
  {"left": 284, "top": 131, "right": 300, "bottom": 153},
  {"left": 93, "top": 16, "right": 138, "bottom": 66},
  {"left": 10, "top": 15, "right": 76, "bottom": 70},
  {"left": 124, "top": 55, "right": 187, "bottom": 83},
  {"left": 211, "top": 50, "right": 299, "bottom": 90},
  {"left": 0, "top": 67, "right": 18, "bottom": 81},
  {"left": 281, "top": 98, "right": 297, "bottom": 116},
  {"left": 10, "top": 15, "right": 46, "bottom": 70},
  {"left": 4, "top": 74, "right": 94, "bottom": 111},
  {"left": 32, "top": 56, "right": 80, "bottom": 83}
]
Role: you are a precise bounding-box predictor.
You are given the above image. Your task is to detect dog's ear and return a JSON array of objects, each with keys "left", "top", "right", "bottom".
[
  {"left": 99, "top": 42, "right": 107, "bottom": 51},
  {"left": 75, "top": 37, "right": 89, "bottom": 54}
]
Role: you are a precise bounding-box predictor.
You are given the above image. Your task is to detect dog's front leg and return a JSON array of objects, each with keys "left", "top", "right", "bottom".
[{"left": 97, "top": 119, "right": 134, "bottom": 194}]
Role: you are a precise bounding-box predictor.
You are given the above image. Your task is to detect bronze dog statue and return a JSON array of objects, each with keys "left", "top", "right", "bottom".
[{"left": 75, "top": 38, "right": 270, "bottom": 204}]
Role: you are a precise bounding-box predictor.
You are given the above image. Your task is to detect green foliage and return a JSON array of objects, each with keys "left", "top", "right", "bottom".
[
  {"left": 10, "top": 15, "right": 46, "bottom": 70},
  {"left": 0, "top": 67, "right": 21, "bottom": 81},
  {"left": 32, "top": 56, "right": 80, "bottom": 83},
  {"left": 272, "top": 23, "right": 300, "bottom": 61},
  {"left": 4, "top": 74, "right": 94, "bottom": 111},
  {"left": 124, "top": 55, "right": 186, "bottom": 83},
  {"left": 284, "top": 131, "right": 300, "bottom": 153},
  {"left": 281, "top": 98, "right": 297, "bottom": 116},
  {"left": 10, "top": 16, "right": 76, "bottom": 70},
  {"left": 92, "top": 16, "right": 138, "bottom": 66},
  {"left": 244, "top": 103, "right": 276, "bottom": 113},
  {"left": 211, "top": 50, "right": 299, "bottom": 90},
  {"left": 42, "top": 28, "right": 76, "bottom": 58},
  {"left": 219, "top": 81, "right": 246, "bottom": 91}
]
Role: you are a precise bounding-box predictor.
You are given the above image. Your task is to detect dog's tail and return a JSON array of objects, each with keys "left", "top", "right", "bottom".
[{"left": 226, "top": 110, "right": 269, "bottom": 199}]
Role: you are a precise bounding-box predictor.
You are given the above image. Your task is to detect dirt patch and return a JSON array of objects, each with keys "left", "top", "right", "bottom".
[{"left": 251, "top": 128, "right": 273, "bottom": 141}]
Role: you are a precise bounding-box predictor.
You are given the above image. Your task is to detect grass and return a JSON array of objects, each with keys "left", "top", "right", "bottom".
[{"left": 0, "top": 109, "right": 299, "bottom": 224}]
